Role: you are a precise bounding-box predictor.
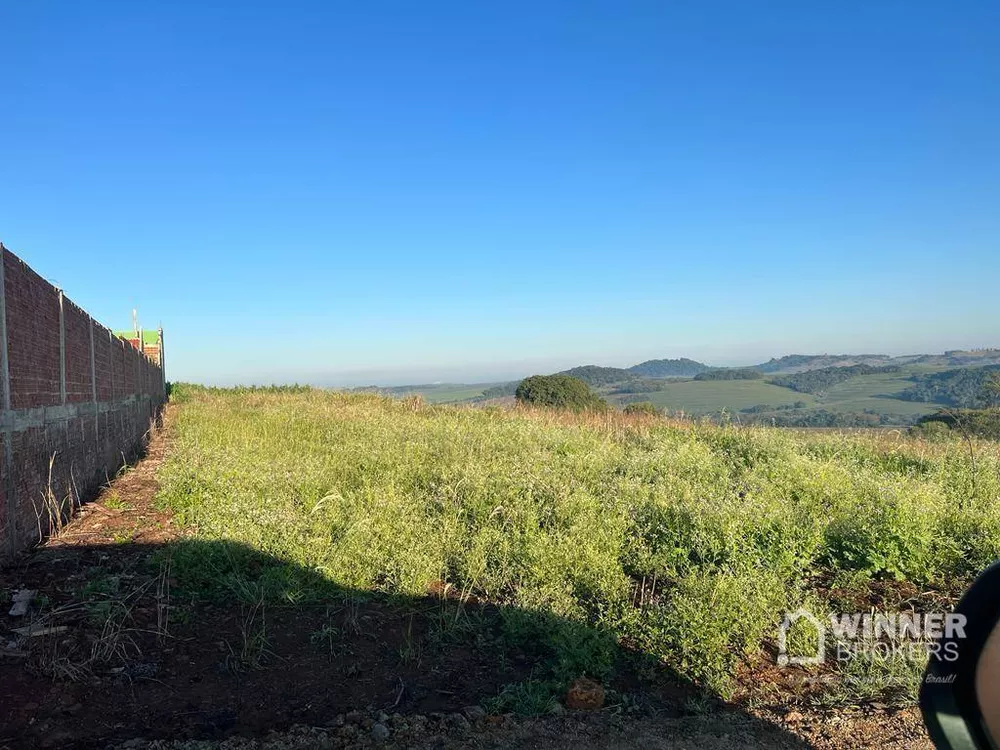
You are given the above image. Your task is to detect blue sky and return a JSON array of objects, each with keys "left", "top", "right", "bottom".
[{"left": 2, "top": 2, "right": 998, "bottom": 386}]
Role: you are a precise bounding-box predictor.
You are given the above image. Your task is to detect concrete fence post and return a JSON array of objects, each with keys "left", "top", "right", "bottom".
[
  {"left": 0, "top": 246, "right": 11, "bottom": 411},
  {"left": 158, "top": 327, "right": 166, "bottom": 396},
  {"left": 0, "top": 246, "right": 15, "bottom": 555},
  {"left": 58, "top": 290, "right": 67, "bottom": 404}
]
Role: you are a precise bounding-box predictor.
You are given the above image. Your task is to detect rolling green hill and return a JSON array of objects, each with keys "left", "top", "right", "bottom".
[
  {"left": 366, "top": 350, "right": 1000, "bottom": 425},
  {"left": 627, "top": 357, "right": 710, "bottom": 378}
]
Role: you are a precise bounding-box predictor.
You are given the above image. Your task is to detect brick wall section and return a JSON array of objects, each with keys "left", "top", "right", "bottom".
[
  {"left": 0, "top": 245, "right": 166, "bottom": 558},
  {"left": 4, "top": 252, "right": 61, "bottom": 409},
  {"left": 64, "top": 298, "right": 93, "bottom": 403},
  {"left": 93, "top": 321, "right": 113, "bottom": 402},
  {"left": 111, "top": 337, "right": 126, "bottom": 401}
]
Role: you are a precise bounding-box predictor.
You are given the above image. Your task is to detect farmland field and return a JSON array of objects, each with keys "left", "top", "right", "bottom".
[
  {"left": 603, "top": 380, "right": 817, "bottom": 414},
  {"left": 812, "top": 370, "right": 944, "bottom": 417},
  {"left": 157, "top": 385, "right": 1000, "bottom": 711}
]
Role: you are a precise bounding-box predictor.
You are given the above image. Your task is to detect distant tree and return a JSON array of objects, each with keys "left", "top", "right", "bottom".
[
  {"left": 623, "top": 401, "right": 660, "bottom": 416},
  {"left": 898, "top": 365, "right": 1000, "bottom": 408},
  {"left": 557, "top": 365, "right": 635, "bottom": 387},
  {"left": 515, "top": 375, "right": 608, "bottom": 411},
  {"left": 479, "top": 382, "right": 519, "bottom": 400},
  {"left": 917, "top": 408, "right": 1000, "bottom": 439},
  {"left": 984, "top": 373, "right": 1000, "bottom": 409},
  {"left": 693, "top": 368, "right": 763, "bottom": 381},
  {"left": 770, "top": 364, "right": 900, "bottom": 394}
]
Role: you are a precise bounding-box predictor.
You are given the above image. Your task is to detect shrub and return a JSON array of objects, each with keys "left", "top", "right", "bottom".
[
  {"left": 917, "top": 409, "right": 1000, "bottom": 439},
  {"left": 693, "top": 368, "right": 763, "bottom": 381},
  {"left": 623, "top": 402, "right": 660, "bottom": 416},
  {"left": 514, "top": 375, "right": 607, "bottom": 411}
]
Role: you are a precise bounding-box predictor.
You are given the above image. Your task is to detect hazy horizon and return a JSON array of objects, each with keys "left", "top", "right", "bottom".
[{"left": 197, "top": 343, "right": 999, "bottom": 389}]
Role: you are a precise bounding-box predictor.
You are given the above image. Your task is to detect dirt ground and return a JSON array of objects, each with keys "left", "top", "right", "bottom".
[{"left": 0, "top": 406, "right": 933, "bottom": 749}]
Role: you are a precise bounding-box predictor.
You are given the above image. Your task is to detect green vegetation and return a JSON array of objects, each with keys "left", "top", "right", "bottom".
[
  {"left": 158, "top": 385, "right": 1000, "bottom": 706},
  {"left": 479, "top": 381, "right": 519, "bottom": 400},
  {"left": 627, "top": 358, "right": 710, "bottom": 378},
  {"left": 749, "top": 409, "right": 909, "bottom": 428},
  {"left": 740, "top": 402, "right": 808, "bottom": 414},
  {"left": 917, "top": 408, "right": 1000, "bottom": 439},
  {"left": 898, "top": 365, "right": 1000, "bottom": 408},
  {"left": 769, "top": 365, "right": 901, "bottom": 395},
  {"left": 754, "top": 354, "right": 893, "bottom": 373},
  {"left": 515, "top": 375, "right": 607, "bottom": 411},
  {"left": 371, "top": 354, "right": 1000, "bottom": 429},
  {"left": 987, "top": 372, "right": 1000, "bottom": 408},
  {"left": 621, "top": 401, "right": 660, "bottom": 416},
  {"left": 693, "top": 368, "right": 762, "bottom": 381},
  {"left": 617, "top": 380, "right": 816, "bottom": 414},
  {"left": 557, "top": 365, "right": 636, "bottom": 387},
  {"left": 611, "top": 379, "right": 671, "bottom": 394},
  {"left": 354, "top": 383, "right": 507, "bottom": 404}
]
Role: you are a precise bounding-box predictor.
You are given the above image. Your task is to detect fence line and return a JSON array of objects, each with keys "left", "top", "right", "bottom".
[{"left": 0, "top": 244, "right": 166, "bottom": 558}]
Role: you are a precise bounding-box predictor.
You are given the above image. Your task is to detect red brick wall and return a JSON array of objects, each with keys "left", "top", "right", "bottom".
[
  {"left": 93, "top": 323, "right": 113, "bottom": 402},
  {"left": 64, "top": 298, "right": 93, "bottom": 403},
  {"left": 0, "top": 246, "right": 166, "bottom": 558},
  {"left": 4, "top": 253, "right": 61, "bottom": 409}
]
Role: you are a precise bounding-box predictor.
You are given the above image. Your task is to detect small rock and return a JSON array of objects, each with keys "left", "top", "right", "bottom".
[
  {"left": 448, "top": 713, "right": 471, "bottom": 731},
  {"left": 371, "top": 723, "right": 391, "bottom": 741},
  {"left": 8, "top": 589, "right": 36, "bottom": 617},
  {"left": 565, "top": 677, "right": 605, "bottom": 711},
  {"left": 462, "top": 705, "right": 486, "bottom": 723}
]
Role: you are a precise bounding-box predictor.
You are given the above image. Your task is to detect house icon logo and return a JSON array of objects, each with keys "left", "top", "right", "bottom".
[{"left": 777, "top": 608, "right": 825, "bottom": 667}]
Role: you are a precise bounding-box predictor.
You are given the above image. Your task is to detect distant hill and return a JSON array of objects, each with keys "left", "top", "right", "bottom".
[
  {"left": 906, "top": 349, "right": 1000, "bottom": 368},
  {"left": 367, "top": 349, "right": 1000, "bottom": 417},
  {"left": 754, "top": 350, "right": 1000, "bottom": 374},
  {"left": 557, "top": 365, "right": 636, "bottom": 387},
  {"left": 628, "top": 358, "right": 710, "bottom": 378},
  {"left": 754, "top": 354, "right": 893, "bottom": 374}
]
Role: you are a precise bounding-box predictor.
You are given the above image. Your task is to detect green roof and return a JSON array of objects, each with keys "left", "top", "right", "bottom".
[{"left": 114, "top": 330, "right": 160, "bottom": 346}]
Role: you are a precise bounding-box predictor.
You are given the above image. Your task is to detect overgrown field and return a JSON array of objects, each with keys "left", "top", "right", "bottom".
[{"left": 158, "top": 385, "right": 1000, "bottom": 708}]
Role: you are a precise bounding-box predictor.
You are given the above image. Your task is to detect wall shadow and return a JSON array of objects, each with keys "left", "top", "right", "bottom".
[{"left": 0, "top": 538, "right": 814, "bottom": 749}]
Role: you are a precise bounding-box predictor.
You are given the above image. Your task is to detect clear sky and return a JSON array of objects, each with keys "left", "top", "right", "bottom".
[{"left": 2, "top": 2, "right": 998, "bottom": 386}]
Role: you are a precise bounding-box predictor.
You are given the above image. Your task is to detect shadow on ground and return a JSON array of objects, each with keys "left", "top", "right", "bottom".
[{"left": 0, "top": 538, "right": 814, "bottom": 749}]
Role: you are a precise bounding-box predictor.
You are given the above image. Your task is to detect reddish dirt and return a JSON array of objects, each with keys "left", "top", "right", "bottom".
[{"left": 0, "top": 405, "right": 933, "bottom": 749}]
